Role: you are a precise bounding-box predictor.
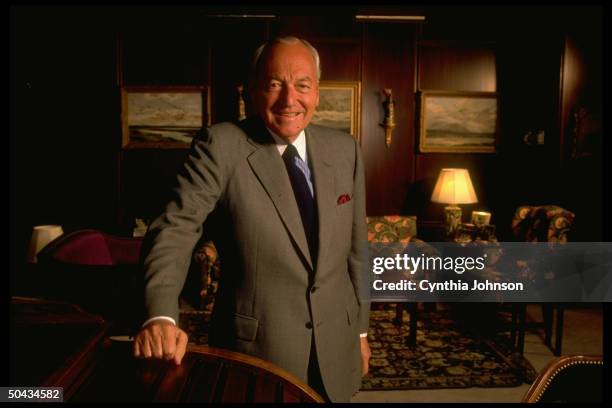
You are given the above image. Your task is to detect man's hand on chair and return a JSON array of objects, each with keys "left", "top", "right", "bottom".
[{"left": 133, "top": 320, "right": 188, "bottom": 365}]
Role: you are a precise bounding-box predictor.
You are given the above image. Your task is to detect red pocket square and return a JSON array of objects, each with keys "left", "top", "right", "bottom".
[{"left": 337, "top": 194, "right": 351, "bottom": 205}]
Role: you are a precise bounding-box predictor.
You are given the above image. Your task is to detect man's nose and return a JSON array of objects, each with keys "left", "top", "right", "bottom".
[{"left": 278, "top": 85, "right": 296, "bottom": 107}]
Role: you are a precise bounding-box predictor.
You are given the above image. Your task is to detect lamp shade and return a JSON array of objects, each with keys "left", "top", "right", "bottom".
[
  {"left": 431, "top": 168, "right": 478, "bottom": 205},
  {"left": 27, "top": 225, "right": 64, "bottom": 263}
]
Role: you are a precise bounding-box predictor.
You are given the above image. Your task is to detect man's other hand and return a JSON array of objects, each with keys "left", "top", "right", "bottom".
[
  {"left": 360, "top": 337, "right": 371, "bottom": 376},
  {"left": 133, "top": 319, "right": 188, "bottom": 365}
]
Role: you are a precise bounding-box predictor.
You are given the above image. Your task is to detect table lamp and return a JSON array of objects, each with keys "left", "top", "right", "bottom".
[
  {"left": 27, "top": 225, "right": 64, "bottom": 263},
  {"left": 431, "top": 168, "right": 478, "bottom": 238}
]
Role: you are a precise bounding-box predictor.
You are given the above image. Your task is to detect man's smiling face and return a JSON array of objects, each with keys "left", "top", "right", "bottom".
[{"left": 252, "top": 42, "right": 319, "bottom": 142}]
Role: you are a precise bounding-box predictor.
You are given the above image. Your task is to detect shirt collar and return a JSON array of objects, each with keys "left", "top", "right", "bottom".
[{"left": 267, "top": 128, "right": 308, "bottom": 163}]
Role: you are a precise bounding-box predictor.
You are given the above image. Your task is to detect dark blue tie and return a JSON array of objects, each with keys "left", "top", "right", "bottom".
[{"left": 282, "top": 144, "right": 318, "bottom": 264}]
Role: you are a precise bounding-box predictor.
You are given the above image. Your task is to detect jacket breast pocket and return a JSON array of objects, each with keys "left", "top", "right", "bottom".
[
  {"left": 232, "top": 313, "right": 259, "bottom": 342},
  {"left": 336, "top": 195, "right": 353, "bottom": 215}
]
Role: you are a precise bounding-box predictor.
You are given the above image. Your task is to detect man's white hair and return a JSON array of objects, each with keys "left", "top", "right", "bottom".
[{"left": 251, "top": 36, "right": 321, "bottom": 81}]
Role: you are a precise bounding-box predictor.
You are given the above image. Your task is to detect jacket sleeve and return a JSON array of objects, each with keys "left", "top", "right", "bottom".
[
  {"left": 141, "top": 127, "right": 227, "bottom": 323},
  {"left": 347, "top": 137, "right": 370, "bottom": 334}
]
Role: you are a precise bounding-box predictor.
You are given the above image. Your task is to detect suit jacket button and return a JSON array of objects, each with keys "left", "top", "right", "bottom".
[{"left": 305, "top": 321, "right": 313, "bottom": 329}]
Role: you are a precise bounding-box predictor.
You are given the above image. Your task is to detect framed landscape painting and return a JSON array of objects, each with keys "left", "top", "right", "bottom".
[
  {"left": 313, "top": 81, "right": 361, "bottom": 142},
  {"left": 121, "top": 86, "right": 210, "bottom": 149},
  {"left": 419, "top": 91, "right": 498, "bottom": 153}
]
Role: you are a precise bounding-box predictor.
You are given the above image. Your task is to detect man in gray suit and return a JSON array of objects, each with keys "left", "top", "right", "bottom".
[{"left": 133, "top": 36, "right": 371, "bottom": 402}]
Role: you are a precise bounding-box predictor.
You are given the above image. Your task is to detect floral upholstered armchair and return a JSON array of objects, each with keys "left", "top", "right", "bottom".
[
  {"left": 366, "top": 215, "right": 434, "bottom": 346},
  {"left": 510, "top": 205, "right": 575, "bottom": 356},
  {"left": 511, "top": 205, "right": 575, "bottom": 243},
  {"left": 510, "top": 204, "right": 576, "bottom": 284}
]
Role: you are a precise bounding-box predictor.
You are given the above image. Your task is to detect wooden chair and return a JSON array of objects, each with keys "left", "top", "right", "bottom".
[
  {"left": 522, "top": 355, "right": 603, "bottom": 402},
  {"left": 162, "top": 345, "right": 326, "bottom": 403},
  {"left": 11, "top": 296, "right": 323, "bottom": 403},
  {"left": 63, "top": 342, "right": 325, "bottom": 402}
]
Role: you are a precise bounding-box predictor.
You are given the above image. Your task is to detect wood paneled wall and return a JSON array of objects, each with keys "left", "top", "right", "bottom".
[
  {"left": 361, "top": 23, "right": 416, "bottom": 215},
  {"left": 414, "top": 41, "right": 498, "bottom": 223},
  {"left": 11, "top": 6, "right": 604, "bottom": 270}
]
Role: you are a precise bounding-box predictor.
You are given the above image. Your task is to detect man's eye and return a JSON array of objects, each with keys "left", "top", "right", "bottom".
[
  {"left": 297, "top": 84, "right": 311, "bottom": 91},
  {"left": 269, "top": 82, "right": 282, "bottom": 90}
]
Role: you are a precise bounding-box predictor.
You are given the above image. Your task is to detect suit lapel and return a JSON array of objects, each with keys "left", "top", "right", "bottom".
[
  {"left": 245, "top": 119, "right": 314, "bottom": 270},
  {"left": 306, "top": 125, "right": 336, "bottom": 277}
]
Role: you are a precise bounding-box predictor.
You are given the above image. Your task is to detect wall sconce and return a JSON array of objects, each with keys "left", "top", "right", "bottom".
[
  {"left": 237, "top": 84, "right": 247, "bottom": 121},
  {"left": 27, "top": 225, "right": 64, "bottom": 263},
  {"left": 380, "top": 88, "right": 396, "bottom": 148}
]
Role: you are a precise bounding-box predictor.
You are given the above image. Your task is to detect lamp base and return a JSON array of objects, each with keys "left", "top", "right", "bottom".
[{"left": 444, "top": 205, "right": 462, "bottom": 238}]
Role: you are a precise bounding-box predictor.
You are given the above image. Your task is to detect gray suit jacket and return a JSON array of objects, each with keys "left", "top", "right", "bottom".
[{"left": 141, "top": 116, "right": 370, "bottom": 401}]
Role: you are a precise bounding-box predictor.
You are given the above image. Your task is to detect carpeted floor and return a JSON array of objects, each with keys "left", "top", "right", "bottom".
[
  {"left": 361, "top": 308, "right": 537, "bottom": 390},
  {"left": 179, "top": 306, "right": 537, "bottom": 391}
]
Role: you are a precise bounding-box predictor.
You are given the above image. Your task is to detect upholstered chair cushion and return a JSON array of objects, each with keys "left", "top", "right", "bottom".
[
  {"left": 38, "top": 229, "right": 142, "bottom": 265},
  {"left": 366, "top": 215, "right": 418, "bottom": 244}
]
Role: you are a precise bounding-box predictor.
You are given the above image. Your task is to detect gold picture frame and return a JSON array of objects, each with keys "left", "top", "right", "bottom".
[
  {"left": 121, "top": 86, "right": 210, "bottom": 149},
  {"left": 313, "top": 81, "right": 361, "bottom": 142},
  {"left": 419, "top": 90, "right": 498, "bottom": 153}
]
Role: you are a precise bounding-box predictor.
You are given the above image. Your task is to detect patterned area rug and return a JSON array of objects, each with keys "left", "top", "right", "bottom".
[
  {"left": 179, "top": 306, "right": 537, "bottom": 391},
  {"left": 361, "top": 308, "right": 537, "bottom": 390}
]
